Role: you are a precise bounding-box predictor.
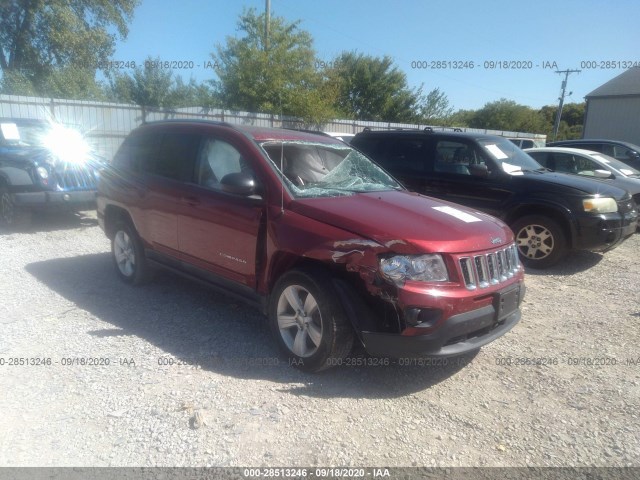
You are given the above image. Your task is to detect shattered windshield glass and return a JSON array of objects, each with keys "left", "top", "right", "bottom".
[
  {"left": 479, "top": 138, "right": 544, "bottom": 175},
  {"left": 259, "top": 141, "right": 402, "bottom": 198}
]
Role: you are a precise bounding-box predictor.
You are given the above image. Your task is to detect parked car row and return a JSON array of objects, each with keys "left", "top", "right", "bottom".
[
  {"left": 546, "top": 139, "right": 640, "bottom": 169},
  {"left": 5, "top": 116, "right": 639, "bottom": 372}
]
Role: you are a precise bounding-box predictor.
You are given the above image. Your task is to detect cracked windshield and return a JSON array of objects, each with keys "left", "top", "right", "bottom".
[{"left": 261, "top": 141, "right": 401, "bottom": 197}]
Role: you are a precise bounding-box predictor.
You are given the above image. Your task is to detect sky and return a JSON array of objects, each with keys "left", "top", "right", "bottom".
[{"left": 111, "top": 0, "right": 640, "bottom": 112}]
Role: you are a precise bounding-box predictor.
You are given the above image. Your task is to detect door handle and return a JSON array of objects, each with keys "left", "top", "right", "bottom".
[{"left": 180, "top": 196, "right": 200, "bottom": 206}]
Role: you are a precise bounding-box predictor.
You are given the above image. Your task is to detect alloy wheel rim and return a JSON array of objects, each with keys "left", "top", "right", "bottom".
[
  {"left": 516, "top": 224, "right": 554, "bottom": 260},
  {"left": 114, "top": 230, "right": 136, "bottom": 277},
  {"left": 277, "top": 285, "right": 323, "bottom": 358}
]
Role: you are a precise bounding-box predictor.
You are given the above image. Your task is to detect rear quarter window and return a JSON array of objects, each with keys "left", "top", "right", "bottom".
[
  {"left": 115, "top": 131, "right": 201, "bottom": 182},
  {"left": 112, "top": 133, "right": 160, "bottom": 172}
]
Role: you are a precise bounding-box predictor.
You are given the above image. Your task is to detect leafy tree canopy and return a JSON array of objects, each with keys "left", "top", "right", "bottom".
[
  {"left": 107, "top": 57, "right": 213, "bottom": 109},
  {"left": 0, "top": 0, "right": 138, "bottom": 97},
  {"left": 325, "top": 52, "right": 453, "bottom": 123},
  {"left": 210, "top": 8, "right": 336, "bottom": 125}
]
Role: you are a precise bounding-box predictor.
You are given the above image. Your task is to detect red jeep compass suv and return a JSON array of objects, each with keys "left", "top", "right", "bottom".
[{"left": 97, "top": 121, "right": 525, "bottom": 371}]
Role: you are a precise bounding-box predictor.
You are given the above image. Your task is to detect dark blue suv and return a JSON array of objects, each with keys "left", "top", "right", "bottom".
[{"left": 0, "top": 118, "right": 101, "bottom": 228}]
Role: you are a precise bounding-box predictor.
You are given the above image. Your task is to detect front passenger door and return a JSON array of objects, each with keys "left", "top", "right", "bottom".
[
  {"left": 178, "top": 136, "right": 263, "bottom": 288},
  {"left": 422, "top": 139, "right": 512, "bottom": 216}
]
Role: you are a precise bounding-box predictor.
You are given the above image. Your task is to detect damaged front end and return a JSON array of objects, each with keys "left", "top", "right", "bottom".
[{"left": 302, "top": 234, "right": 525, "bottom": 359}]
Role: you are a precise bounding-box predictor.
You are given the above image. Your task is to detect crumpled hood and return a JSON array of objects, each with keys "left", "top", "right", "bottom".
[{"left": 291, "top": 190, "right": 514, "bottom": 254}]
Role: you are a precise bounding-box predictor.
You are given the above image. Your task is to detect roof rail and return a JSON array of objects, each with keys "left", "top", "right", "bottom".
[
  {"left": 141, "top": 118, "right": 235, "bottom": 128},
  {"left": 361, "top": 125, "right": 465, "bottom": 134},
  {"left": 282, "top": 127, "right": 331, "bottom": 137}
]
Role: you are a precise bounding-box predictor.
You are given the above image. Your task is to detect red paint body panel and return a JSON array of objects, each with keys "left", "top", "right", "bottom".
[{"left": 98, "top": 120, "right": 525, "bottom": 358}]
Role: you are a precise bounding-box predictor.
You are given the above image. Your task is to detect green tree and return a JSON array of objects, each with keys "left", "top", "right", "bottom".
[
  {"left": 327, "top": 52, "right": 419, "bottom": 122},
  {"left": 419, "top": 87, "right": 454, "bottom": 123},
  {"left": 447, "top": 108, "right": 476, "bottom": 127},
  {"left": 539, "top": 102, "right": 585, "bottom": 140},
  {"left": 326, "top": 52, "right": 452, "bottom": 123},
  {"left": 107, "top": 57, "right": 214, "bottom": 109},
  {"left": 0, "top": 0, "right": 138, "bottom": 97},
  {"left": 210, "top": 8, "right": 336, "bottom": 125},
  {"left": 468, "top": 99, "right": 547, "bottom": 133}
]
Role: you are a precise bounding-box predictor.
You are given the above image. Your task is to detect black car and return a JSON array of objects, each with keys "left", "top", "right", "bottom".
[
  {"left": 0, "top": 118, "right": 101, "bottom": 228},
  {"left": 351, "top": 128, "right": 638, "bottom": 268},
  {"left": 546, "top": 139, "right": 640, "bottom": 169}
]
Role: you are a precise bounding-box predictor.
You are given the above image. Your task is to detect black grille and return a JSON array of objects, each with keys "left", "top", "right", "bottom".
[{"left": 54, "top": 166, "right": 98, "bottom": 191}]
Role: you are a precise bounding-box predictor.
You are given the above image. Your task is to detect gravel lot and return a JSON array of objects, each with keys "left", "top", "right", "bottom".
[{"left": 0, "top": 210, "right": 638, "bottom": 468}]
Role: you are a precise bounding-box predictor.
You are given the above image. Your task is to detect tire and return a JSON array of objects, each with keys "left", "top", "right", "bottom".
[
  {"left": 0, "top": 186, "right": 32, "bottom": 230},
  {"left": 269, "top": 268, "right": 354, "bottom": 372},
  {"left": 111, "top": 221, "right": 151, "bottom": 285},
  {"left": 511, "top": 215, "right": 567, "bottom": 269}
]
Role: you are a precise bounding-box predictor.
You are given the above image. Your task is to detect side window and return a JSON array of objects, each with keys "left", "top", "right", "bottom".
[
  {"left": 384, "top": 138, "right": 426, "bottom": 173},
  {"left": 434, "top": 140, "right": 484, "bottom": 175},
  {"left": 551, "top": 153, "right": 578, "bottom": 174},
  {"left": 573, "top": 155, "right": 599, "bottom": 175},
  {"left": 137, "top": 132, "right": 201, "bottom": 181},
  {"left": 352, "top": 137, "right": 382, "bottom": 159},
  {"left": 196, "top": 138, "right": 252, "bottom": 189},
  {"left": 613, "top": 145, "right": 633, "bottom": 160},
  {"left": 113, "top": 133, "right": 161, "bottom": 172}
]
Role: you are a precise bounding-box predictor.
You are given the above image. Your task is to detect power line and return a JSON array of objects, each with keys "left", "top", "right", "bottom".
[{"left": 552, "top": 69, "right": 581, "bottom": 141}]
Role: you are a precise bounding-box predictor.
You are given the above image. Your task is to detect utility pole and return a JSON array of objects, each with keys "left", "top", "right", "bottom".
[
  {"left": 552, "top": 69, "right": 581, "bottom": 141},
  {"left": 265, "top": 0, "right": 271, "bottom": 51}
]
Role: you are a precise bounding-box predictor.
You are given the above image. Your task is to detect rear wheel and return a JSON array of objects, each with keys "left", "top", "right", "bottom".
[
  {"left": 511, "top": 215, "right": 567, "bottom": 268},
  {"left": 111, "top": 221, "right": 151, "bottom": 284},
  {"left": 269, "top": 268, "right": 353, "bottom": 372},
  {"left": 0, "top": 186, "right": 32, "bottom": 230}
]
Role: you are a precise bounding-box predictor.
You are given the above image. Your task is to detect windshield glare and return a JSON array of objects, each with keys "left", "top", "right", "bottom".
[
  {"left": 260, "top": 141, "right": 402, "bottom": 198},
  {"left": 0, "top": 122, "right": 49, "bottom": 147},
  {"left": 479, "top": 138, "right": 543, "bottom": 174}
]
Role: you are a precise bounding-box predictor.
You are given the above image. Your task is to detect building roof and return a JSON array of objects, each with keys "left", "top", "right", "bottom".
[{"left": 586, "top": 68, "right": 640, "bottom": 98}]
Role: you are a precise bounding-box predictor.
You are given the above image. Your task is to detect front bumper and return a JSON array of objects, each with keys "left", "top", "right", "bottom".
[
  {"left": 12, "top": 190, "right": 97, "bottom": 209},
  {"left": 361, "top": 282, "right": 525, "bottom": 358},
  {"left": 573, "top": 209, "right": 638, "bottom": 252}
]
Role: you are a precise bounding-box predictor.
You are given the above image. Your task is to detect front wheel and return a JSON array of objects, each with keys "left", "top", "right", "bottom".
[
  {"left": 511, "top": 215, "right": 567, "bottom": 268},
  {"left": 0, "top": 186, "right": 32, "bottom": 230},
  {"left": 269, "top": 268, "right": 354, "bottom": 372}
]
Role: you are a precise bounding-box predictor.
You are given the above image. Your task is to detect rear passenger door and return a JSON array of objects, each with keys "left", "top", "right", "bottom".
[
  {"left": 112, "top": 131, "right": 199, "bottom": 257},
  {"left": 178, "top": 134, "right": 263, "bottom": 289}
]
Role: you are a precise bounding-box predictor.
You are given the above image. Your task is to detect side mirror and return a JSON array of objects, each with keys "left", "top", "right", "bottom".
[
  {"left": 593, "top": 169, "right": 613, "bottom": 179},
  {"left": 469, "top": 163, "right": 489, "bottom": 178},
  {"left": 628, "top": 150, "right": 640, "bottom": 160},
  {"left": 220, "top": 172, "right": 256, "bottom": 196}
]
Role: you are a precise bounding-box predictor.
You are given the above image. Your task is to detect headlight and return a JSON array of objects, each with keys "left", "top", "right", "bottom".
[
  {"left": 36, "top": 166, "right": 49, "bottom": 179},
  {"left": 583, "top": 197, "right": 617, "bottom": 214},
  {"left": 379, "top": 254, "right": 449, "bottom": 286}
]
